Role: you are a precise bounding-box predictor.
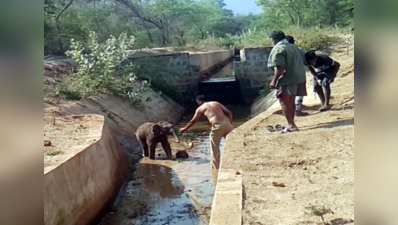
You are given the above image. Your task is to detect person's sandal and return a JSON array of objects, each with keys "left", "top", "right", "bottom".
[
  {"left": 319, "top": 105, "right": 331, "bottom": 112},
  {"left": 280, "top": 127, "right": 299, "bottom": 133},
  {"left": 275, "top": 124, "right": 285, "bottom": 132},
  {"left": 266, "top": 126, "right": 275, "bottom": 133}
]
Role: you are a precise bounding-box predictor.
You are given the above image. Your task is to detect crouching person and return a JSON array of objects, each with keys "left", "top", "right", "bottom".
[{"left": 305, "top": 51, "right": 340, "bottom": 111}]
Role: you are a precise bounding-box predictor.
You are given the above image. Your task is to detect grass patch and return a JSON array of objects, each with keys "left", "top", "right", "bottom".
[{"left": 46, "top": 149, "right": 63, "bottom": 156}]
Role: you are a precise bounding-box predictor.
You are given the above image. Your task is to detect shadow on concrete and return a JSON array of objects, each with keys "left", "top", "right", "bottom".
[
  {"left": 305, "top": 118, "right": 354, "bottom": 130},
  {"left": 303, "top": 104, "right": 355, "bottom": 112},
  {"left": 242, "top": 184, "right": 247, "bottom": 210},
  {"left": 330, "top": 218, "right": 354, "bottom": 225}
]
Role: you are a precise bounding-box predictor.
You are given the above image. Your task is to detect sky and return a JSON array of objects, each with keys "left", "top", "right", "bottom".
[{"left": 223, "top": 0, "right": 263, "bottom": 15}]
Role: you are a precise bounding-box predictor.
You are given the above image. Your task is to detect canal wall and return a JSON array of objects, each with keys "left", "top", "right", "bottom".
[
  {"left": 44, "top": 115, "right": 128, "bottom": 225},
  {"left": 235, "top": 47, "right": 274, "bottom": 104},
  {"left": 129, "top": 49, "right": 234, "bottom": 101},
  {"left": 44, "top": 58, "right": 187, "bottom": 225}
]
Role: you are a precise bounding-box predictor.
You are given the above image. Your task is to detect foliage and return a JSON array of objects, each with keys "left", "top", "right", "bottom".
[
  {"left": 205, "top": 27, "right": 341, "bottom": 51},
  {"left": 304, "top": 202, "right": 334, "bottom": 225},
  {"left": 61, "top": 31, "right": 149, "bottom": 108},
  {"left": 44, "top": 0, "right": 262, "bottom": 54},
  {"left": 256, "top": 0, "right": 354, "bottom": 28},
  {"left": 44, "top": 0, "right": 353, "bottom": 55}
]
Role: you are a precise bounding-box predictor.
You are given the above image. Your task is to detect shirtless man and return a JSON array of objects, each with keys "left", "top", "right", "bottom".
[{"left": 179, "top": 95, "right": 234, "bottom": 169}]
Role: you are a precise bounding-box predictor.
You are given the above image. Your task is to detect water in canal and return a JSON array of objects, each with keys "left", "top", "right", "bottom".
[{"left": 99, "top": 104, "right": 250, "bottom": 225}]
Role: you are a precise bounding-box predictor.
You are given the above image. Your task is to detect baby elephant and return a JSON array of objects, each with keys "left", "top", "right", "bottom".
[{"left": 136, "top": 121, "right": 180, "bottom": 160}]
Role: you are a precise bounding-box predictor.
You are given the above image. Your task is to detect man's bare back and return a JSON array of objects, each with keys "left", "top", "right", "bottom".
[
  {"left": 179, "top": 99, "right": 233, "bottom": 133},
  {"left": 197, "top": 101, "right": 232, "bottom": 125},
  {"left": 179, "top": 97, "right": 234, "bottom": 170}
]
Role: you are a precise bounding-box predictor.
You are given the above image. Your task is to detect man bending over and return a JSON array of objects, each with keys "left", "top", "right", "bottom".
[
  {"left": 305, "top": 51, "right": 340, "bottom": 111},
  {"left": 179, "top": 95, "right": 234, "bottom": 169}
]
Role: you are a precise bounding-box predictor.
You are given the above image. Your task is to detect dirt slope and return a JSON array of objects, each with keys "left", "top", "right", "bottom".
[
  {"left": 44, "top": 59, "right": 185, "bottom": 173},
  {"left": 221, "top": 39, "right": 354, "bottom": 225}
]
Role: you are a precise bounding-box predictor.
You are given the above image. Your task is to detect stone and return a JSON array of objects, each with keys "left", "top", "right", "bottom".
[
  {"left": 44, "top": 140, "right": 52, "bottom": 147},
  {"left": 176, "top": 151, "right": 189, "bottom": 159}
]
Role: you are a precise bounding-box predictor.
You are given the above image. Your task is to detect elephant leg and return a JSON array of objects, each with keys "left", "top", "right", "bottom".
[
  {"left": 160, "top": 137, "right": 172, "bottom": 158},
  {"left": 148, "top": 141, "right": 158, "bottom": 160},
  {"left": 139, "top": 138, "right": 149, "bottom": 157}
]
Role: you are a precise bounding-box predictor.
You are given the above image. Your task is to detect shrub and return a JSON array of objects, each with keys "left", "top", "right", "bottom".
[
  {"left": 283, "top": 27, "right": 342, "bottom": 51},
  {"left": 196, "top": 27, "right": 342, "bottom": 51},
  {"left": 304, "top": 202, "right": 334, "bottom": 225},
  {"left": 62, "top": 31, "right": 149, "bottom": 108}
]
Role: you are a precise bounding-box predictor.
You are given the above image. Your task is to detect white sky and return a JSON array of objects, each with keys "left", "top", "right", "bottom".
[{"left": 224, "top": 0, "right": 263, "bottom": 15}]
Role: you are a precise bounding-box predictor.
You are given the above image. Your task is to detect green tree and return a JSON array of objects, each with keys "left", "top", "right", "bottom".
[{"left": 256, "top": 0, "right": 354, "bottom": 28}]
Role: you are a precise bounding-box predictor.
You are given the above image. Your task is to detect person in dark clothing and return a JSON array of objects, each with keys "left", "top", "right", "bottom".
[
  {"left": 286, "top": 35, "right": 306, "bottom": 112},
  {"left": 305, "top": 51, "right": 340, "bottom": 111}
]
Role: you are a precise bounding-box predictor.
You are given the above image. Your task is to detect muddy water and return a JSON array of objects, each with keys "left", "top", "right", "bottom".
[{"left": 100, "top": 105, "right": 250, "bottom": 225}]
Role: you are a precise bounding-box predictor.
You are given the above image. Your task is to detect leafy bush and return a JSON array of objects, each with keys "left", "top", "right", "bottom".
[
  {"left": 283, "top": 27, "right": 342, "bottom": 51},
  {"left": 304, "top": 202, "right": 334, "bottom": 225},
  {"left": 197, "top": 27, "right": 342, "bottom": 51},
  {"left": 61, "top": 31, "right": 149, "bottom": 108}
]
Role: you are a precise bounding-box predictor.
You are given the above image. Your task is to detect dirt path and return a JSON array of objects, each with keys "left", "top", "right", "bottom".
[{"left": 219, "top": 40, "right": 354, "bottom": 225}]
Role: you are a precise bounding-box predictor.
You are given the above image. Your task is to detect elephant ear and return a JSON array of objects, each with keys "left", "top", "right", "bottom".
[{"left": 151, "top": 124, "right": 163, "bottom": 136}]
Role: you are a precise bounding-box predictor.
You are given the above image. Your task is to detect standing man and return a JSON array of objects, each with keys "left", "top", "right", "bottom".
[
  {"left": 286, "top": 35, "right": 306, "bottom": 112},
  {"left": 179, "top": 95, "right": 234, "bottom": 169},
  {"left": 268, "top": 30, "right": 307, "bottom": 133},
  {"left": 305, "top": 51, "right": 340, "bottom": 111}
]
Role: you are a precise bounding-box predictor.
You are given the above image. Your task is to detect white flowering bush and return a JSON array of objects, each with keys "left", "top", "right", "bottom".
[{"left": 60, "top": 31, "right": 149, "bottom": 108}]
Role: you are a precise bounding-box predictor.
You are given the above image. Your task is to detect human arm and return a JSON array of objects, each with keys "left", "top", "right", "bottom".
[
  {"left": 333, "top": 61, "right": 340, "bottom": 76},
  {"left": 179, "top": 107, "right": 203, "bottom": 133},
  {"left": 220, "top": 104, "right": 233, "bottom": 123},
  {"left": 270, "top": 66, "right": 285, "bottom": 89},
  {"left": 307, "top": 65, "right": 318, "bottom": 77},
  {"left": 267, "top": 46, "right": 286, "bottom": 89}
]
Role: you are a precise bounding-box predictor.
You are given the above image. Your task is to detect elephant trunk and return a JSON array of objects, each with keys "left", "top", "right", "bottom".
[{"left": 171, "top": 128, "right": 180, "bottom": 143}]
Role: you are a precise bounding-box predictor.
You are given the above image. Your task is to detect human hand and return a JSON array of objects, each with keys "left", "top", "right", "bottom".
[
  {"left": 269, "top": 80, "right": 277, "bottom": 89},
  {"left": 317, "top": 80, "right": 322, "bottom": 86}
]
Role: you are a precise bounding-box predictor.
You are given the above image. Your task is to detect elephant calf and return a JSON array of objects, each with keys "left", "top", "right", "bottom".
[{"left": 136, "top": 121, "right": 180, "bottom": 160}]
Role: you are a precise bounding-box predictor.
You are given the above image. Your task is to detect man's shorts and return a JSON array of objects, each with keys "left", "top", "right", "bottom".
[
  {"left": 314, "top": 70, "right": 337, "bottom": 88},
  {"left": 276, "top": 82, "right": 307, "bottom": 98}
]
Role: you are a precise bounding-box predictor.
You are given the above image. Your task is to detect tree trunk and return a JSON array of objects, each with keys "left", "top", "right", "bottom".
[
  {"left": 114, "top": 0, "right": 154, "bottom": 44},
  {"left": 285, "top": 10, "right": 295, "bottom": 25},
  {"left": 141, "top": 21, "right": 154, "bottom": 45},
  {"left": 55, "top": 0, "right": 74, "bottom": 54}
]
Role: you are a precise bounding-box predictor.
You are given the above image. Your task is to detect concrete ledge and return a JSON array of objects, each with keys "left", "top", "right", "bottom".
[
  {"left": 44, "top": 115, "right": 128, "bottom": 225},
  {"left": 209, "top": 101, "right": 281, "bottom": 224},
  {"left": 189, "top": 50, "right": 234, "bottom": 75},
  {"left": 209, "top": 169, "right": 242, "bottom": 225}
]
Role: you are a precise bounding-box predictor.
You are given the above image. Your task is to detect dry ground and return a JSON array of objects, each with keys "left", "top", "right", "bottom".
[
  {"left": 44, "top": 111, "right": 104, "bottom": 173},
  {"left": 222, "top": 37, "right": 354, "bottom": 225}
]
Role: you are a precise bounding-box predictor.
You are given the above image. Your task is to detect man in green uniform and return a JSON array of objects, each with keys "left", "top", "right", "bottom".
[{"left": 267, "top": 30, "right": 307, "bottom": 132}]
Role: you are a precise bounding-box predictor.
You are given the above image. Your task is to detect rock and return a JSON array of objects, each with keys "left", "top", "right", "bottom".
[
  {"left": 44, "top": 140, "right": 52, "bottom": 147},
  {"left": 176, "top": 150, "right": 189, "bottom": 159},
  {"left": 272, "top": 182, "right": 286, "bottom": 187}
]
